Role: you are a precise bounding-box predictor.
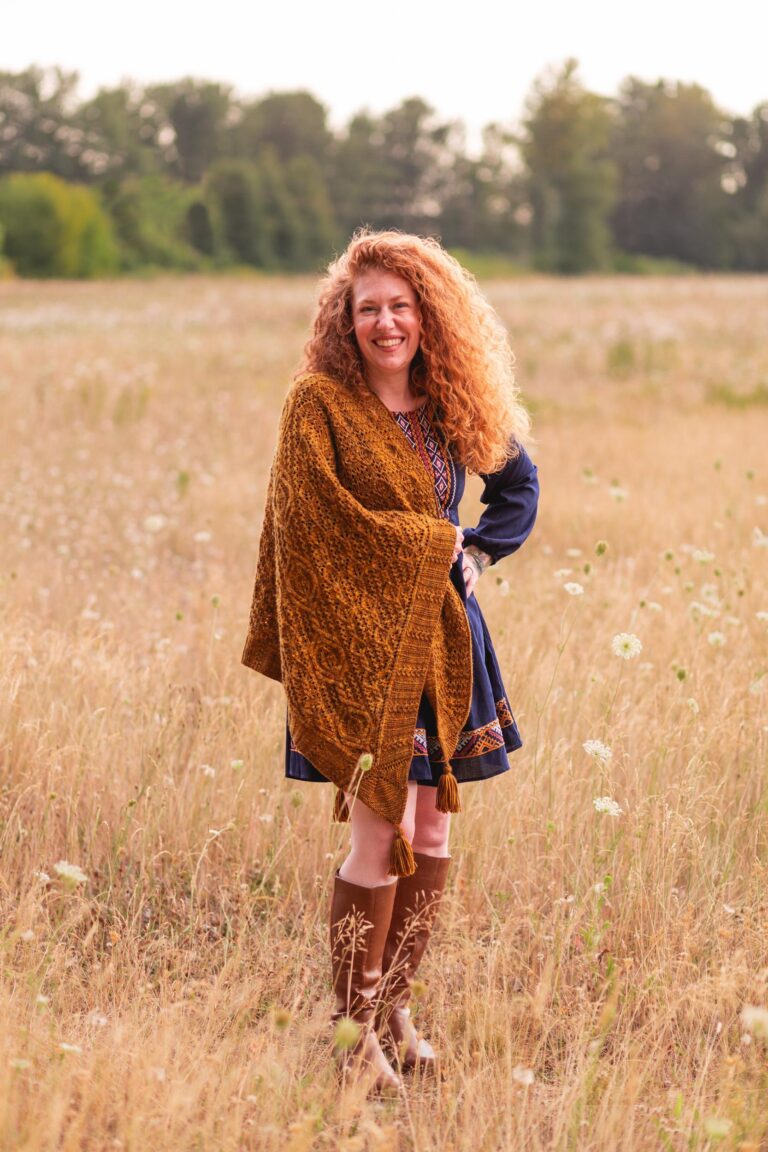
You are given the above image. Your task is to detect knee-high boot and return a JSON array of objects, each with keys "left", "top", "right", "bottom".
[
  {"left": 330, "top": 870, "right": 400, "bottom": 1093},
  {"left": 375, "top": 851, "right": 451, "bottom": 1072}
]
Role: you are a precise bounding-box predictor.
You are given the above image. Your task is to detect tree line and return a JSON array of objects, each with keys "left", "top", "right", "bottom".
[{"left": 0, "top": 60, "right": 767, "bottom": 277}]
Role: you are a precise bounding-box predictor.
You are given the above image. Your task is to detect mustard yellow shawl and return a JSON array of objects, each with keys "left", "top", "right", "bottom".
[{"left": 242, "top": 372, "right": 472, "bottom": 875}]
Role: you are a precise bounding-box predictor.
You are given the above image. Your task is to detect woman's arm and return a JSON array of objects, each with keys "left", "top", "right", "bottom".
[{"left": 461, "top": 443, "right": 539, "bottom": 580}]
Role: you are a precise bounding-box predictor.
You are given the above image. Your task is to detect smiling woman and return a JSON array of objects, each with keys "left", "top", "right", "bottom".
[{"left": 241, "top": 228, "right": 539, "bottom": 1094}]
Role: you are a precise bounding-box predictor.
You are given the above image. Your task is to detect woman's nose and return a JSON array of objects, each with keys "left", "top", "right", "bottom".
[{"left": 375, "top": 308, "right": 396, "bottom": 330}]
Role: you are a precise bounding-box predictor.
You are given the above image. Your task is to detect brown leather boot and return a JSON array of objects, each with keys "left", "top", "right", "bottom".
[
  {"left": 330, "top": 870, "right": 400, "bottom": 1094},
  {"left": 376, "top": 851, "right": 451, "bottom": 1073}
]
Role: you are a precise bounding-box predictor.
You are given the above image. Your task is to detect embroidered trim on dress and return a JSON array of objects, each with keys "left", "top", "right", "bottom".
[{"left": 290, "top": 696, "right": 515, "bottom": 762}]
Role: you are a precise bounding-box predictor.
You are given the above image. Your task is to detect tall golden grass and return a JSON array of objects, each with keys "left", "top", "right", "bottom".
[{"left": 1, "top": 274, "right": 767, "bottom": 1151}]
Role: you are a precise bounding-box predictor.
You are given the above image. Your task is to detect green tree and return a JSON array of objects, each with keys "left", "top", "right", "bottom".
[
  {"left": 283, "top": 153, "right": 336, "bottom": 267},
  {"left": 77, "top": 83, "right": 165, "bottom": 180},
  {"left": 440, "top": 124, "right": 528, "bottom": 255},
  {"left": 522, "top": 60, "right": 617, "bottom": 272},
  {"left": 147, "top": 79, "right": 233, "bottom": 183},
  {"left": 0, "top": 171, "right": 117, "bottom": 276},
  {"left": 726, "top": 104, "right": 768, "bottom": 269},
  {"left": 205, "top": 160, "right": 269, "bottom": 265},
  {"left": 230, "top": 91, "right": 331, "bottom": 166},
  {"left": 0, "top": 66, "right": 113, "bottom": 181},
  {"left": 102, "top": 174, "right": 204, "bottom": 269},
  {"left": 331, "top": 98, "right": 458, "bottom": 238},
  {"left": 611, "top": 78, "right": 732, "bottom": 267}
]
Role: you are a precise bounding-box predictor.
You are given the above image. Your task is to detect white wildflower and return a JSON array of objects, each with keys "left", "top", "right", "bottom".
[
  {"left": 566, "top": 548, "right": 583, "bottom": 558},
  {"left": 687, "top": 698, "right": 700, "bottom": 715},
  {"left": 583, "top": 739, "right": 613, "bottom": 764},
  {"left": 53, "top": 861, "right": 88, "bottom": 885},
  {"left": 143, "top": 514, "right": 166, "bottom": 533},
  {"left": 511, "top": 1065, "right": 535, "bottom": 1086},
  {"left": 741, "top": 1005, "right": 768, "bottom": 1040},
  {"left": 193, "top": 530, "right": 212, "bottom": 544},
  {"left": 707, "top": 631, "right": 726, "bottom": 647},
  {"left": 611, "top": 633, "right": 642, "bottom": 660},
  {"left": 692, "top": 549, "right": 714, "bottom": 563},
  {"left": 593, "top": 796, "right": 623, "bottom": 817},
  {"left": 200, "top": 764, "right": 216, "bottom": 778},
  {"left": 36, "top": 994, "right": 49, "bottom": 1006},
  {"left": 35, "top": 871, "right": 51, "bottom": 885},
  {"left": 645, "top": 601, "right": 662, "bottom": 613},
  {"left": 563, "top": 582, "right": 584, "bottom": 596},
  {"left": 755, "top": 611, "right": 768, "bottom": 623},
  {"left": 230, "top": 759, "right": 244, "bottom": 770},
  {"left": 554, "top": 567, "right": 573, "bottom": 579},
  {"left": 9, "top": 1058, "right": 31, "bottom": 1070},
  {"left": 609, "top": 486, "right": 629, "bottom": 502},
  {"left": 19, "top": 929, "right": 34, "bottom": 941},
  {"left": 689, "top": 601, "right": 720, "bottom": 620},
  {"left": 58, "top": 1042, "right": 82, "bottom": 1054},
  {"left": 753, "top": 527, "right": 768, "bottom": 548}
]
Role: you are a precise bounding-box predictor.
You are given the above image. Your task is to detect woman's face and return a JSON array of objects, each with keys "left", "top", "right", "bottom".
[{"left": 351, "top": 268, "right": 421, "bottom": 386}]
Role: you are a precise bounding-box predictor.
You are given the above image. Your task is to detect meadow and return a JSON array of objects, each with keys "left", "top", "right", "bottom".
[{"left": 1, "top": 273, "right": 767, "bottom": 1151}]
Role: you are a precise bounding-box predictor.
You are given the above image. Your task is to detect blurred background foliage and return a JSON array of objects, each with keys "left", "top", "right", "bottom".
[{"left": 1, "top": 60, "right": 767, "bottom": 277}]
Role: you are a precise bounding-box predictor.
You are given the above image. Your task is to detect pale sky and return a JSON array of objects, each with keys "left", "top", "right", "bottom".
[{"left": 4, "top": 0, "right": 768, "bottom": 147}]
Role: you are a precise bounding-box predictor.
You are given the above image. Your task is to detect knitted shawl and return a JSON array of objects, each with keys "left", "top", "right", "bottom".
[{"left": 241, "top": 372, "right": 472, "bottom": 876}]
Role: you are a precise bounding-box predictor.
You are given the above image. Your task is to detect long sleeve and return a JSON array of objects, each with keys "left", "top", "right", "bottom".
[{"left": 461, "top": 443, "right": 539, "bottom": 565}]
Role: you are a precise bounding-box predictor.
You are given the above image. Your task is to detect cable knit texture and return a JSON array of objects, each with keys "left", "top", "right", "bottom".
[{"left": 242, "top": 372, "right": 473, "bottom": 838}]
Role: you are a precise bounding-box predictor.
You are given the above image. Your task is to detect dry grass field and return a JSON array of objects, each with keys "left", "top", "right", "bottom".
[{"left": 1, "top": 273, "right": 767, "bottom": 1151}]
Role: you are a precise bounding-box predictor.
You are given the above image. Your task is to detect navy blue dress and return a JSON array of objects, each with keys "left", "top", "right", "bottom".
[{"left": 284, "top": 398, "right": 539, "bottom": 787}]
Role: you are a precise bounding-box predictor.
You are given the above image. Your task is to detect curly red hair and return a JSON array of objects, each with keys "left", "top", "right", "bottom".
[{"left": 299, "top": 229, "right": 531, "bottom": 474}]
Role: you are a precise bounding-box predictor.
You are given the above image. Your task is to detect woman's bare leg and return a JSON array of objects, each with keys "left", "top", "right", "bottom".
[
  {"left": 412, "top": 783, "right": 451, "bottom": 857},
  {"left": 338, "top": 781, "right": 419, "bottom": 888}
]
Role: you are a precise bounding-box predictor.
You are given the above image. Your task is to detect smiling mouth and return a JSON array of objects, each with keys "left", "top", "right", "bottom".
[{"left": 373, "top": 337, "right": 404, "bottom": 348}]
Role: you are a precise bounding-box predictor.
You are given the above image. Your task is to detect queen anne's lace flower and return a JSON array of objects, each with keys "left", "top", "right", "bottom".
[
  {"left": 741, "top": 1005, "right": 768, "bottom": 1039},
  {"left": 611, "top": 633, "right": 642, "bottom": 659},
  {"left": 511, "top": 1066, "right": 535, "bottom": 1085},
  {"left": 563, "top": 582, "right": 584, "bottom": 596},
  {"left": 53, "top": 861, "right": 88, "bottom": 884},
  {"left": 583, "top": 739, "right": 613, "bottom": 763},
  {"left": 593, "top": 796, "right": 623, "bottom": 817}
]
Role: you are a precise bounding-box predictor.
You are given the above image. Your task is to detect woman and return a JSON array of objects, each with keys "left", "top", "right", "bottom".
[{"left": 242, "top": 230, "right": 538, "bottom": 1092}]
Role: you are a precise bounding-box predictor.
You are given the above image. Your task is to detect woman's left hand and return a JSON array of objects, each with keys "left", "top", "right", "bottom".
[
  {"left": 462, "top": 546, "right": 491, "bottom": 597},
  {"left": 462, "top": 554, "right": 481, "bottom": 597}
]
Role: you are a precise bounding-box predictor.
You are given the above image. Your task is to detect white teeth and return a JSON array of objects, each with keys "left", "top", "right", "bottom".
[{"left": 375, "top": 338, "right": 403, "bottom": 347}]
